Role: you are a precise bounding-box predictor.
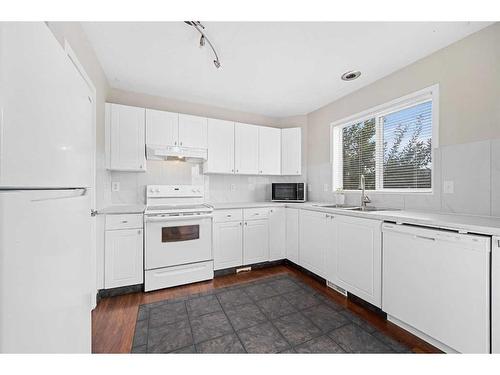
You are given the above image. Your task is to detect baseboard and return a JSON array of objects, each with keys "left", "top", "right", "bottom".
[
  {"left": 214, "top": 259, "right": 286, "bottom": 277},
  {"left": 97, "top": 284, "right": 143, "bottom": 300}
]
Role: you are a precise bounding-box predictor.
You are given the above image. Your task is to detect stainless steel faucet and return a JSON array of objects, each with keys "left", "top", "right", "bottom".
[{"left": 360, "top": 174, "right": 371, "bottom": 210}]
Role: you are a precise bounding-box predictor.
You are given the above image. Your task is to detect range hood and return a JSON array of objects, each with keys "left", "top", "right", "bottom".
[{"left": 146, "top": 145, "right": 208, "bottom": 163}]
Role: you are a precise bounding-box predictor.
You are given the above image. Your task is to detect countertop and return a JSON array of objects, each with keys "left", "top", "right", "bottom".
[
  {"left": 99, "top": 204, "right": 145, "bottom": 215},
  {"left": 211, "top": 201, "right": 500, "bottom": 236}
]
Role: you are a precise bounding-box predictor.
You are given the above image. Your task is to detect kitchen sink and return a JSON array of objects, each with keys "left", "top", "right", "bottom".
[{"left": 314, "top": 204, "right": 397, "bottom": 212}]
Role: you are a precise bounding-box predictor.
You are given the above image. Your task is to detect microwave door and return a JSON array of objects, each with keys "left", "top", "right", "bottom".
[{"left": 273, "top": 184, "right": 297, "bottom": 201}]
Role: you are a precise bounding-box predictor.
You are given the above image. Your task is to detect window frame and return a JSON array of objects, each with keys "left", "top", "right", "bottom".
[{"left": 330, "top": 84, "right": 439, "bottom": 194}]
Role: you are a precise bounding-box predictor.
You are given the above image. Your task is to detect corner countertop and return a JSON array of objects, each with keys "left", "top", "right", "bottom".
[
  {"left": 211, "top": 201, "right": 500, "bottom": 236},
  {"left": 99, "top": 204, "right": 145, "bottom": 215}
]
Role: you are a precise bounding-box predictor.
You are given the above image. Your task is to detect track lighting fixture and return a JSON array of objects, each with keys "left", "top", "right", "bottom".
[{"left": 184, "top": 21, "right": 221, "bottom": 69}]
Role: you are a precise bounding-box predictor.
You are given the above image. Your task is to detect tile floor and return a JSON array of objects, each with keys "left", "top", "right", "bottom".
[{"left": 131, "top": 275, "right": 412, "bottom": 353}]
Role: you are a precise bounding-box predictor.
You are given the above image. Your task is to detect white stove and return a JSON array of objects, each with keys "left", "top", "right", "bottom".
[{"left": 144, "top": 185, "right": 214, "bottom": 292}]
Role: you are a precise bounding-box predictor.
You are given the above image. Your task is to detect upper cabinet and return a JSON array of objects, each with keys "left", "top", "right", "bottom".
[
  {"left": 106, "top": 103, "right": 146, "bottom": 172},
  {"left": 205, "top": 119, "right": 235, "bottom": 174},
  {"left": 178, "top": 114, "right": 208, "bottom": 149},
  {"left": 281, "top": 127, "right": 302, "bottom": 175},
  {"left": 258, "top": 126, "right": 281, "bottom": 175},
  {"left": 145, "top": 109, "right": 178, "bottom": 146},
  {"left": 234, "top": 123, "right": 259, "bottom": 175}
]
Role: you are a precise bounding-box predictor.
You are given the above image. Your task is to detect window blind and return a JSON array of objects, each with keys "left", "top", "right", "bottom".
[{"left": 381, "top": 100, "right": 432, "bottom": 189}]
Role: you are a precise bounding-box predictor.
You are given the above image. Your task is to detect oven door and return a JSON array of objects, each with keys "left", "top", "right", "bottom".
[{"left": 145, "top": 214, "right": 212, "bottom": 270}]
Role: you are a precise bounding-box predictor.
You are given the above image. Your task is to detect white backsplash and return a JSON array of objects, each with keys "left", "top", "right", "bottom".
[{"left": 104, "top": 161, "right": 304, "bottom": 206}]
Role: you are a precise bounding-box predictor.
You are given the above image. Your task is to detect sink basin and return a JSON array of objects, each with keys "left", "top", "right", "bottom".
[{"left": 314, "top": 204, "right": 397, "bottom": 212}]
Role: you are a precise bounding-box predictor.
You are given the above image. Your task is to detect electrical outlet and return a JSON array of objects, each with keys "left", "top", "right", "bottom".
[
  {"left": 323, "top": 183, "right": 329, "bottom": 192},
  {"left": 443, "top": 180, "right": 454, "bottom": 194},
  {"left": 230, "top": 184, "right": 236, "bottom": 192},
  {"left": 111, "top": 181, "right": 120, "bottom": 192}
]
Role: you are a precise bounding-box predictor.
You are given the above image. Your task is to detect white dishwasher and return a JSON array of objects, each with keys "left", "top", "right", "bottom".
[{"left": 382, "top": 223, "right": 490, "bottom": 353}]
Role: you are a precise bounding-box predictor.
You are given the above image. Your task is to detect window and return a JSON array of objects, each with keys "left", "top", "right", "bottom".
[{"left": 332, "top": 86, "right": 438, "bottom": 192}]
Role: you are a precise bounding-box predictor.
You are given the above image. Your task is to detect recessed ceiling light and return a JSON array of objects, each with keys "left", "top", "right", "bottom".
[{"left": 341, "top": 70, "right": 361, "bottom": 81}]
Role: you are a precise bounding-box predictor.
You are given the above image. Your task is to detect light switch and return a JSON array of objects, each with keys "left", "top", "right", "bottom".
[
  {"left": 111, "top": 181, "right": 120, "bottom": 192},
  {"left": 443, "top": 180, "right": 454, "bottom": 194}
]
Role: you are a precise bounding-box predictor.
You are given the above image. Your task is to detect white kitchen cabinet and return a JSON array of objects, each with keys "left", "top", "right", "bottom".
[
  {"left": 383, "top": 224, "right": 490, "bottom": 353},
  {"left": 205, "top": 119, "right": 235, "bottom": 174},
  {"left": 106, "top": 103, "right": 146, "bottom": 172},
  {"left": 178, "top": 114, "right": 208, "bottom": 149},
  {"left": 332, "top": 215, "right": 382, "bottom": 307},
  {"left": 145, "top": 108, "right": 178, "bottom": 146},
  {"left": 213, "top": 220, "right": 243, "bottom": 270},
  {"left": 269, "top": 207, "right": 286, "bottom": 261},
  {"left": 285, "top": 208, "right": 300, "bottom": 263},
  {"left": 493, "top": 237, "right": 500, "bottom": 353},
  {"left": 299, "top": 210, "right": 328, "bottom": 278},
  {"left": 258, "top": 126, "right": 281, "bottom": 175},
  {"left": 243, "top": 219, "right": 269, "bottom": 264},
  {"left": 281, "top": 127, "right": 302, "bottom": 175},
  {"left": 234, "top": 123, "right": 259, "bottom": 174},
  {"left": 104, "top": 215, "right": 144, "bottom": 289}
]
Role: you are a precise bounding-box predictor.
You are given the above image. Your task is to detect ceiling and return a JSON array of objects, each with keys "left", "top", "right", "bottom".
[{"left": 82, "top": 22, "right": 491, "bottom": 118}]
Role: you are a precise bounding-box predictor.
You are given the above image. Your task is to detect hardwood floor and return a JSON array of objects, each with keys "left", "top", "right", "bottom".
[{"left": 92, "top": 264, "right": 440, "bottom": 353}]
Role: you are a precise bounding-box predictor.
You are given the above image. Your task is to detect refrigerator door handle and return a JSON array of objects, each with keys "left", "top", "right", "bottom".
[{"left": 30, "top": 188, "right": 87, "bottom": 202}]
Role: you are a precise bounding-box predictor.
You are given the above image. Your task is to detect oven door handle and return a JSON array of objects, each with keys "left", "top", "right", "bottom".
[{"left": 144, "top": 214, "right": 213, "bottom": 223}]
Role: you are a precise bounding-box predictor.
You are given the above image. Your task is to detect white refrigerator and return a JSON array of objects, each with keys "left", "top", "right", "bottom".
[{"left": 0, "top": 23, "right": 93, "bottom": 352}]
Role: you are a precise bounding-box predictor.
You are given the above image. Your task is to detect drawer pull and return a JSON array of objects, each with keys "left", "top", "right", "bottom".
[
  {"left": 415, "top": 235, "right": 436, "bottom": 241},
  {"left": 226, "top": 214, "right": 232, "bottom": 217},
  {"left": 121, "top": 220, "right": 128, "bottom": 223}
]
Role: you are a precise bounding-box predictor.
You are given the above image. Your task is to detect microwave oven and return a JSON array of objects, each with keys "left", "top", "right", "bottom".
[{"left": 271, "top": 183, "right": 306, "bottom": 202}]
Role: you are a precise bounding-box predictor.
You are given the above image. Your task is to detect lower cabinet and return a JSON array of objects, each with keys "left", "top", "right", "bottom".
[
  {"left": 269, "top": 207, "right": 286, "bottom": 261},
  {"left": 243, "top": 219, "right": 269, "bottom": 264},
  {"left": 299, "top": 210, "right": 329, "bottom": 278},
  {"left": 329, "top": 215, "right": 382, "bottom": 307},
  {"left": 285, "top": 208, "right": 299, "bottom": 263},
  {"left": 104, "top": 214, "right": 144, "bottom": 289},
  {"left": 213, "top": 220, "right": 243, "bottom": 270}
]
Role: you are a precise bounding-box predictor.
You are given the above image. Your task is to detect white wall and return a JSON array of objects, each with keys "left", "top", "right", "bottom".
[{"left": 306, "top": 23, "right": 500, "bottom": 216}]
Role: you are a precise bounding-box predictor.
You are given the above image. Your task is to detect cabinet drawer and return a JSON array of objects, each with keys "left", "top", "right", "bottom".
[
  {"left": 213, "top": 209, "right": 243, "bottom": 223},
  {"left": 244, "top": 207, "right": 269, "bottom": 220},
  {"left": 106, "top": 214, "right": 143, "bottom": 230},
  {"left": 144, "top": 261, "right": 214, "bottom": 292}
]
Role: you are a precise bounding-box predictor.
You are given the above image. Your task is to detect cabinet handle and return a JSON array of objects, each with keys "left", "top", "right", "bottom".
[
  {"left": 239, "top": 222, "right": 242, "bottom": 226},
  {"left": 231, "top": 169, "right": 234, "bottom": 173},
  {"left": 174, "top": 141, "right": 177, "bottom": 145},
  {"left": 245, "top": 222, "right": 247, "bottom": 225},
  {"left": 236, "top": 170, "right": 239, "bottom": 173},
  {"left": 180, "top": 142, "right": 183, "bottom": 146},
  {"left": 121, "top": 220, "right": 128, "bottom": 223},
  {"left": 226, "top": 214, "right": 232, "bottom": 217}
]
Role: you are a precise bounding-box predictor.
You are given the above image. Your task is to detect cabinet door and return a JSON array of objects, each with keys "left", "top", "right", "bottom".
[
  {"left": 145, "top": 108, "right": 178, "bottom": 146},
  {"left": 234, "top": 123, "right": 259, "bottom": 175},
  {"left": 285, "top": 208, "right": 299, "bottom": 263},
  {"left": 205, "top": 119, "right": 235, "bottom": 174},
  {"left": 299, "top": 210, "right": 327, "bottom": 278},
  {"left": 269, "top": 207, "right": 286, "bottom": 261},
  {"left": 178, "top": 114, "right": 208, "bottom": 148},
  {"left": 107, "top": 103, "right": 146, "bottom": 171},
  {"left": 243, "top": 219, "right": 269, "bottom": 265},
  {"left": 105, "top": 228, "right": 143, "bottom": 289},
  {"left": 281, "top": 127, "right": 301, "bottom": 175},
  {"left": 494, "top": 237, "right": 500, "bottom": 353},
  {"left": 213, "top": 221, "right": 243, "bottom": 270},
  {"left": 258, "top": 126, "right": 281, "bottom": 175},
  {"left": 334, "top": 215, "right": 381, "bottom": 307}
]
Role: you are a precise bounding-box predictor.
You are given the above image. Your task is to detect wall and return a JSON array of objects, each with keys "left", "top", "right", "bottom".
[
  {"left": 306, "top": 22, "right": 500, "bottom": 216},
  {"left": 106, "top": 89, "right": 308, "bottom": 205}
]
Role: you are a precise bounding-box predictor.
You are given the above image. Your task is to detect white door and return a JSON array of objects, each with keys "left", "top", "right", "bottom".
[
  {"left": 335, "top": 215, "right": 382, "bottom": 307},
  {"left": 0, "top": 189, "right": 91, "bottom": 353},
  {"left": 235, "top": 123, "right": 259, "bottom": 175},
  {"left": 178, "top": 114, "right": 207, "bottom": 148},
  {"left": 243, "top": 219, "right": 269, "bottom": 264},
  {"left": 493, "top": 237, "right": 500, "bottom": 353},
  {"left": 206, "top": 119, "right": 235, "bottom": 174},
  {"left": 213, "top": 221, "right": 243, "bottom": 270},
  {"left": 269, "top": 207, "right": 286, "bottom": 261},
  {"left": 285, "top": 208, "right": 299, "bottom": 263},
  {"left": 146, "top": 108, "right": 179, "bottom": 146},
  {"left": 105, "top": 228, "right": 143, "bottom": 289},
  {"left": 0, "top": 22, "right": 92, "bottom": 188},
  {"left": 299, "top": 210, "right": 327, "bottom": 278},
  {"left": 258, "top": 126, "right": 281, "bottom": 175},
  {"left": 107, "top": 103, "right": 146, "bottom": 171},
  {"left": 281, "top": 127, "right": 302, "bottom": 175}
]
